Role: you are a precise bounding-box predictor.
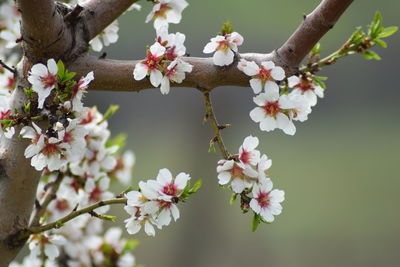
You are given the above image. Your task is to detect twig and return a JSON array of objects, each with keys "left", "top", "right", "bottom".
[
  {"left": 30, "top": 173, "right": 64, "bottom": 227},
  {"left": 0, "top": 59, "right": 16, "bottom": 75},
  {"left": 27, "top": 198, "right": 127, "bottom": 235},
  {"left": 203, "top": 92, "right": 230, "bottom": 160}
]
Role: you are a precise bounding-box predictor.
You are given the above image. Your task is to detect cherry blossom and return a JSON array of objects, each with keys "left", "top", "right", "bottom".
[
  {"left": 238, "top": 59, "right": 285, "bottom": 94},
  {"left": 160, "top": 58, "right": 193, "bottom": 94},
  {"left": 71, "top": 71, "right": 95, "bottom": 112},
  {"left": 288, "top": 75, "right": 324, "bottom": 106},
  {"left": 250, "top": 178, "right": 285, "bottom": 223},
  {"left": 249, "top": 87, "right": 297, "bottom": 135},
  {"left": 28, "top": 59, "right": 58, "bottom": 109},
  {"left": 238, "top": 135, "right": 261, "bottom": 166},
  {"left": 217, "top": 159, "right": 258, "bottom": 193},
  {"left": 146, "top": 0, "right": 189, "bottom": 29},
  {"left": 90, "top": 21, "right": 119, "bottom": 52},
  {"left": 134, "top": 42, "right": 166, "bottom": 87},
  {"left": 28, "top": 233, "right": 66, "bottom": 261},
  {"left": 203, "top": 32, "right": 244, "bottom": 66}
]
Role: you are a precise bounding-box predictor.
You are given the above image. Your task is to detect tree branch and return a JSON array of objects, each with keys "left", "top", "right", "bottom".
[
  {"left": 276, "top": 0, "right": 353, "bottom": 72},
  {"left": 72, "top": 0, "right": 353, "bottom": 92},
  {"left": 81, "top": 0, "right": 139, "bottom": 41},
  {"left": 16, "top": 0, "right": 72, "bottom": 62}
]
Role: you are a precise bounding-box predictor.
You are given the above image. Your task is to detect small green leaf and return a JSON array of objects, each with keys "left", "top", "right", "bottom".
[
  {"left": 252, "top": 213, "right": 261, "bottom": 232},
  {"left": 229, "top": 193, "right": 237, "bottom": 205},
  {"left": 378, "top": 26, "right": 398, "bottom": 38},
  {"left": 221, "top": 20, "right": 233, "bottom": 35},
  {"left": 311, "top": 42, "right": 321, "bottom": 56},
  {"left": 189, "top": 179, "right": 202, "bottom": 194},
  {"left": 123, "top": 239, "right": 140, "bottom": 253},
  {"left": 106, "top": 133, "right": 127, "bottom": 152},
  {"left": 24, "top": 88, "right": 33, "bottom": 98},
  {"left": 374, "top": 38, "right": 387, "bottom": 48},
  {"left": 57, "top": 60, "right": 65, "bottom": 78},
  {"left": 24, "top": 102, "right": 31, "bottom": 114},
  {"left": 362, "top": 50, "right": 381, "bottom": 60},
  {"left": 208, "top": 143, "right": 216, "bottom": 153},
  {"left": 98, "top": 105, "right": 120, "bottom": 125}
]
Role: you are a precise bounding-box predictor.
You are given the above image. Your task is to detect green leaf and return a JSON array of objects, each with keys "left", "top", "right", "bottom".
[
  {"left": 362, "top": 50, "right": 381, "bottom": 60},
  {"left": 252, "top": 213, "right": 261, "bottom": 232},
  {"left": 208, "top": 143, "right": 216, "bottom": 153},
  {"left": 64, "top": 71, "right": 76, "bottom": 82},
  {"left": 57, "top": 60, "right": 65, "bottom": 78},
  {"left": 221, "top": 20, "right": 233, "bottom": 35},
  {"left": 313, "top": 76, "right": 327, "bottom": 90},
  {"left": 369, "top": 11, "right": 383, "bottom": 38},
  {"left": 229, "top": 193, "right": 237, "bottom": 205},
  {"left": 24, "top": 102, "right": 31, "bottom": 114},
  {"left": 374, "top": 38, "right": 387, "bottom": 48},
  {"left": 378, "top": 26, "right": 398, "bottom": 38},
  {"left": 189, "top": 179, "right": 202, "bottom": 194},
  {"left": 24, "top": 88, "right": 33, "bottom": 98},
  {"left": 311, "top": 42, "right": 321, "bottom": 55},
  {"left": 98, "top": 105, "right": 120, "bottom": 125},
  {"left": 123, "top": 239, "right": 140, "bottom": 253},
  {"left": 106, "top": 133, "right": 127, "bottom": 152}
]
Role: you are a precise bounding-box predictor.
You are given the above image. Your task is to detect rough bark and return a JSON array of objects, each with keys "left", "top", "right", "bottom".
[{"left": 0, "top": 0, "right": 353, "bottom": 265}]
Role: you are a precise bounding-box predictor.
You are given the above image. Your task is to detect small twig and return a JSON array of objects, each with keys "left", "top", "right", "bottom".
[
  {"left": 27, "top": 198, "right": 127, "bottom": 236},
  {"left": 203, "top": 92, "right": 230, "bottom": 160},
  {"left": 0, "top": 59, "right": 16, "bottom": 75},
  {"left": 30, "top": 173, "right": 64, "bottom": 227}
]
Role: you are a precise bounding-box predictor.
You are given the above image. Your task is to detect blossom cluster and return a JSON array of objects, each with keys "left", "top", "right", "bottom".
[
  {"left": 217, "top": 136, "right": 284, "bottom": 225},
  {"left": 124, "top": 168, "right": 200, "bottom": 236},
  {"left": 133, "top": 26, "right": 193, "bottom": 94},
  {"left": 238, "top": 59, "right": 325, "bottom": 135}
]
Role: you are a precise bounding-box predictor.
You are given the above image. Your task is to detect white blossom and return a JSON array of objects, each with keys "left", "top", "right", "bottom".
[
  {"left": 28, "top": 59, "right": 58, "bottom": 109},
  {"left": 203, "top": 32, "right": 244, "bottom": 66},
  {"left": 238, "top": 59, "right": 285, "bottom": 94},
  {"left": 146, "top": 0, "right": 189, "bottom": 29},
  {"left": 250, "top": 178, "right": 284, "bottom": 222},
  {"left": 160, "top": 58, "right": 193, "bottom": 94},
  {"left": 216, "top": 159, "right": 258, "bottom": 193},
  {"left": 288, "top": 75, "right": 324, "bottom": 106},
  {"left": 90, "top": 21, "right": 119, "bottom": 52}
]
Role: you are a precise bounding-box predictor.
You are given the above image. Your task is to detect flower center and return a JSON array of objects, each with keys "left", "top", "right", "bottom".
[
  {"left": 258, "top": 68, "right": 272, "bottom": 82},
  {"left": 42, "top": 143, "right": 59, "bottom": 156},
  {"left": 144, "top": 53, "right": 161, "bottom": 71},
  {"left": 63, "top": 132, "right": 74, "bottom": 143},
  {"left": 6, "top": 77, "right": 15, "bottom": 89},
  {"left": 56, "top": 199, "right": 69, "bottom": 211},
  {"left": 263, "top": 101, "right": 281, "bottom": 117},
  {"left": 240, "top": 150, "right": 251, "bottom": 165},
  {"left": 296, "top": 79, "right": 314, "bottom": 92},
  {"left": 41, "top": 73, "right": 57, "bottom": 88},
  {"left": 90, "top": 187, "right": 102, "bottom": 202},
  {"left": 155, "top": 3, "right": 171, "bottom": 18},
  {"left": 163, "top": 183, "right": 178, "bottom": 196},
  {"left": 217, "top": 39, "right": 229, "bottom": 51},
  {"left": 256, "top": 192, "right": 270, "bottom": 209},
  {"left": 230, "top": 163, "right": 244, "bottom": 178}
]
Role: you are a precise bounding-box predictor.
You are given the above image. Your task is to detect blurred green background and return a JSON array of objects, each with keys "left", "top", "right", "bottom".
[{"left": 85, "top": 0, "right": 399, "bottom": 266}]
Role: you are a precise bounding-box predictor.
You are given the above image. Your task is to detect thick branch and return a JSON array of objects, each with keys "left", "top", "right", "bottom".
[
  {"left": 276, "top": 0, "right": 353, "bottom": 72},
  {"left": 72, "top": 0, "right": 353, "bottom": 92},
  {"left": 71, "top": 53, "right": 273, "bottom": 91},
  {"left": 17, "top": 0, "right": 71, "bottom": 62},
  {"left": 82, "top": 0, "right": 139, "bottom": 40}
]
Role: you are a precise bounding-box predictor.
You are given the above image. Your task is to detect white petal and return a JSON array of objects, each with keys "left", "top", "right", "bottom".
[
  {"left": 249, "top": 78, "right": 262, "bottom": 94},
  {"left": 160, "top": 76, "right": 170, "bottom": 95},
  {"left": 133, "top": 63, "right": 148, "bottom": 81},
  {"left": 203, "top": 41, "right": 218, "bottom": 54},
  {"left": 213, "top": 50, "right": 234, "bottom": 66},
  {"left": 175, "top": 172, "right": 190, "bottom": 190},
  {"left": 271, "top": 66, "right": 285, "bottom": 81},
  {"left": 249, "top": 107, "right": 265, "bottom": 123},
  {"left": 150, "top": 70, "right": 163, "bottom": 87},
  {"left": 260, "top": 117, "right": 277, "bottom": 132},
  {"left": 47, "top": 59, "right": 58, "bottom": 75}
]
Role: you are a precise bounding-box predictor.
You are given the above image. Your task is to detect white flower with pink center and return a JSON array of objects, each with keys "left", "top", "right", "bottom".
[
  {"left": 239, "top": 135, "right": 260, "bottom": 166},
  {"left": 239, "top": 60, "right": 285, "bottom": 94},
  {"left": 288, "top": 75, "right": 324, "bottom": 106},
  {"left": 146, "top": 0, "right": 189, "bottom": 30},
  {"left": 71, "top": 71, "right": 94, "bottom": 112},
  {"left": 133, "top": 42, "right": 166, "bottom": 87},
  {"left": 250, "top": 178, "right": 284, "bottom": 223},
  {"left": 28, "top": 59, "right": 58, "bottom": 109},
  {"left": 57, "top": 119, "right": 87, "bottom": 163},
  {"left": 249, "top": 86, "right": 297, "bottom": 135},
  {"left": 160, "top": 58, "right": 193, "bottom": 95},
  {"left": 21, "top": 123, "right": 68, "bottom": 171},
  {"left": 83, "top": 177, "right": 113, "bottom": 211},
  {"left": 28, "top": 233, "right": 66, "bottom": 261},
  {"left": 156, "top": 26, "right": 187, "bottom": 59},
  {"left": 203, "top": 32, "right": 244, "bottom": 66},
  {"left": 217, "top": 159, "right": 258, "bottom": 194}
]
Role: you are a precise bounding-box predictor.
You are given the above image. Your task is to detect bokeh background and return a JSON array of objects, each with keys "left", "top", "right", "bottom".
[{"left": 83, "top": 0, "right": 399, "bottom": 266}]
